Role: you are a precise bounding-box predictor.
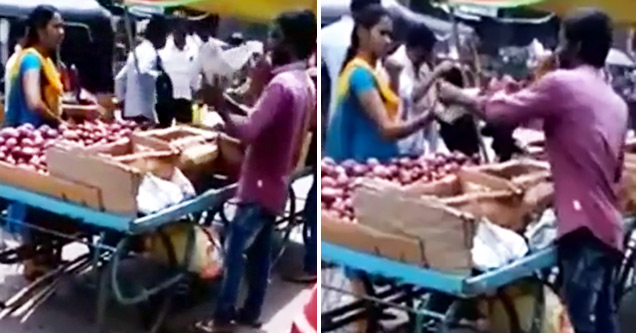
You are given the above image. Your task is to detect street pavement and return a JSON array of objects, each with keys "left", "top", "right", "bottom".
[{"left": 0, "top": 177, "right": 315, "bottom": 333}]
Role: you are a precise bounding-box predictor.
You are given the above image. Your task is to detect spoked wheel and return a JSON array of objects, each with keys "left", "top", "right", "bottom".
[
  {"left": 617, "top": 225, "right": 636, "bottom": 306},
  {"left": 271, "top": 185, "right": 302, "bottom": 270},
  {"left": 618, "top": 283, "right": 636, "bottom": 333},
  {"left": 321, "top": 264, "right": 365, "bottom": 332},
  {"left": 321, "top": 266, "right": 398, "bottom": 332}
]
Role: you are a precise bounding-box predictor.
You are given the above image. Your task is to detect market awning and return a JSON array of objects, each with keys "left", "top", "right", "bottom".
[
  {"left": 124, "top": 0, "right": 317, "bottom": 23},
  {"left": 446, "top": 0, "right": 636, "bottom": 25}
]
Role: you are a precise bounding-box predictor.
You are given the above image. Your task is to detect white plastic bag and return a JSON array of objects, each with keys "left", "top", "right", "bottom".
[
  {"left": 198, "top": 42, "right": 254, "bottom": 85},
  {"left": 136, "top": 168, "right": 196, "bottom": 214},
  {"left": 137, "top": 174, "right": 185, "bottom": 214},
  {"left": 472, "top": 220, "right": 529, "bottom": 271},
  {"left": 524, "top": 209, "right": 558, "bottom": 251}
]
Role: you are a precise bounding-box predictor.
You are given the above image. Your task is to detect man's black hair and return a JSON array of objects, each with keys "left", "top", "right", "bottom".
[
  {"left": 350, "top": 0, "right": 381, "bottom": 14},
  {"left": 406, "top": 24, "right": 436, "bottom": 53},
  {"left": 276, "top": 10, "right": 317, "bottom": 60},
  {"left": 563, "top": 8, "right": 613, "bottom": 68},
  {"left": 146, "top": 15, "right": 169, "bottom": 41}
]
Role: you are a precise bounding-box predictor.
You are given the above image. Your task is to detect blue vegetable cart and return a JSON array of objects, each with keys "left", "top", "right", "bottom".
[
  {"left": 0, "top": 167, "right": 312, "bottom": 332},
  {"left": 321, "top": 217, "right": 636, "bottom": 333}
]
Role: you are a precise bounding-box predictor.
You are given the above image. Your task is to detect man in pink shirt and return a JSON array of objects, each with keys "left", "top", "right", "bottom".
[
  {"left": 441, "top": 8, "right": 627, "bottom": 333},
  {"left": 195, "top": 10, "right": 317, "bottom": 333}
]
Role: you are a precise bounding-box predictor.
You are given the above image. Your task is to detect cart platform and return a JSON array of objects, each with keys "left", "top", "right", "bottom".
[{"left": 322, "top": 241, "right": 556, "bottom": 298}]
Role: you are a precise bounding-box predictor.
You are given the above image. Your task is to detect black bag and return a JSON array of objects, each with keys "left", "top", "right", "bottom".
[{"left": 155, "top": 53, "right": 175, "bottom": 127}]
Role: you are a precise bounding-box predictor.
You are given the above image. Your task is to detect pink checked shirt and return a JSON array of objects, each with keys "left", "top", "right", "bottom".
[
  {"left": 227, "top": 61, "right": 316, "bottom": 215},
  {"left": 480, "top": 65, "right": 628, "bottom": 250}
]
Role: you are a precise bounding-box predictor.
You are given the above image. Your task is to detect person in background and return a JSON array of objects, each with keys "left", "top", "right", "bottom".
[
  {"left": 325, "top": 5, "right": 434, "bottom": 163},
  {"left": 115, "top": 15, "right": 169, "bottom": 125},
  {"left": 322, "top": 0, "right": 380, "bottom": 124},
  {"left": 159, "top": 20, "right": 196, "bottom": 124},
  {"left": 436, "top": 67, "right": 481, "bottom": 157},
  {"left": 440, "top": 8, "right": 627, "bottom": 333},
  {"left": 226, "top": 32, "right": 245, "bottom": 49},
  {"left": 321, "top": 58, "right": 331, "bottom": 145},
  {"left": 393, "top": 24, "right": 454, "bottom": 156},
  {"left": 4, "top": 20, "right": 27, "bottom": 117},
  {"left": 285, "top": 63, "right": 318, "bottom": 285},
  {"left": 195, "top": 9, "right": 317, "bottom": 332}
]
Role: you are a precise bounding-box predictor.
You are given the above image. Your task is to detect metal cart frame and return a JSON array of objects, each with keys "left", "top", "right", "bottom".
[{"left": 321, "top": 218, "right": 636, "bottom": 333}]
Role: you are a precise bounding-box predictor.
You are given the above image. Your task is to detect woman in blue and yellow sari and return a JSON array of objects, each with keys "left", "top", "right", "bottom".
[
  {"left": 4, "top": 5, "right": 74, "bottom": 281},
  {"left": 325, "top": 5, "right": 433, "bottom": 164},
  {"left": 324, "top": 5, "right": 436, "bottom": 331}
]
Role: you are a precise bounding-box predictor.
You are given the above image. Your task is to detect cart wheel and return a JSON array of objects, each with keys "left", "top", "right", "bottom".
[
  {"left": 95, "top": 260, "right": 112, "bottom": 333},
  {"left": 618, "top": 284, "right": 636, "bottom": 333},
  {"left": 138, "top": 289, "right": 174, "bottom": 333},
  {"left": 617, "top": 232, "right": 636, "bottom": 305},
  {"left": 271, "top": 185, "right": 300, "bottom": 270},
  {"left": 321, "top": 264, "right": 363, "bottom": 332}
]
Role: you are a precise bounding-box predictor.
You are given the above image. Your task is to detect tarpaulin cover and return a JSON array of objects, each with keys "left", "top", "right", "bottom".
[
  {"left": 448, "top": 0, "right": 636, "bottom": 25},
  {"left": 125, "top": 0, "right": 317, "bottom": 23}
]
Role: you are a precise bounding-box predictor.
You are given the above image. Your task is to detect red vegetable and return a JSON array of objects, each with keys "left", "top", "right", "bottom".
[
  {"left": 21, "top": 147, "right": 38, "bottom": 157},
  {"left": 20, "top": 138, "right": 34, "bottom": 147},
  {"left": 62, "top": 130, "right": 79, "bottom": 140},
  {"left": 321, "top": 176, "right": 336, "bottom": 188},
  {"left": 1, "top": 128, "right": 19, "bottom": 139},
  {"left": 321, "top": 187, "right": 344, "bottom": 204}
]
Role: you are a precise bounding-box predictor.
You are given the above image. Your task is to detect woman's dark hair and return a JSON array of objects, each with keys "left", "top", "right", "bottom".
[
  {"left": 25, "top": 5, "right": 58, "bottom": 48},
  {"left": 275, "top": 10, "right": 317, "bottom": 60},
  {"left": 341, "top": 4, "right": 388, "bottom": 73},
  {"left": 563, "top": 8, "right": 613, "bottom": 68}
]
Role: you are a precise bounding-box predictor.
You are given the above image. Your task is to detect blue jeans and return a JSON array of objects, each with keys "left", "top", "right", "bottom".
[
  {"left": 303, "top": 171, "right": 317, "bottom": 275},
  {"left": 558, "top": 229, "right": 621, "bottom": 333},
  {"left": 214, "top": 203, "right": 275, "bottom": 323}
]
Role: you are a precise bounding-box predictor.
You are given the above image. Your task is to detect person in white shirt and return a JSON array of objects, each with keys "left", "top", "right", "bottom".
[
  {"left": 159, "top": 21, "right": 197, "bottom": 124},
  {"left": 4, "top": 26, "right": 26, "bottom": 118},
  {"left": 393, "top": 24, "right": 454, "bottom": 156},
  {"left": 115, "top": 16, "right": 169, "bottom": 124},
  {"left": 321, "top": 0, "right": 380, "bottom": 124}
]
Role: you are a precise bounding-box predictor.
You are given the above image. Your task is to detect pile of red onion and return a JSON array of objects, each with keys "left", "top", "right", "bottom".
[
  {"left": 0, "top": 119, "right": 139, "bottom": 173},
  {"left": 321, "top": 152, "right": 477, "bottom": 223}
]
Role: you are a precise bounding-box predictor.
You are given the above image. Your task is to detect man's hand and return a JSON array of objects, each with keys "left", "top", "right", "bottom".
[
  {"left": 200, "top": 75, "right": 231, "bottom": 111},
  {"left": 384, "top": 57, "right": 404, "bottom": 78},
  {"left": 437, "top": 81, "right": 466, "bottom": 105},
  {"left": 433, "top": 60, "right": 456, "bottom": 77}
]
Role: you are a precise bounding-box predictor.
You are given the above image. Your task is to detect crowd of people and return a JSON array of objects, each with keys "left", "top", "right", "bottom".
[
  {"left": 321, "top": 0, "right": 629, "bottom": 332},
  {"left": 0, "top": 3, "right": 318, "bottom": 333}
]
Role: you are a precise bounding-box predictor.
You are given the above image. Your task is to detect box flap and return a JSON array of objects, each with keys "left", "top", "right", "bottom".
[{"left": 47, "top": 146, "right": 141, "bottom": 216}]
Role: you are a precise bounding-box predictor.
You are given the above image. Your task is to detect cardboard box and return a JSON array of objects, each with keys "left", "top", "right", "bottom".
[
  {"left": 135, "top": 125, "right": 218, "bottom": 148},
  {"left": 352, "top": 180, "right": 475, "bottom": 272},
  {"left": 377, "top": 168, "right": 529, "bottom": 231},
  {"left": 321, "top": 212, "right": 427, "bottom": 267},
  {"left": 0, "top": 161, "right": 101, "bottom": 209},
  {"left": 215, "top": 131, "right": 312, "bottom": 181},
  {"left": 619, "top": 160, "right": 636, "bottom": 214},
  {"left": 134, "top": 126, "right": 220, "bottom": 185},
  {"left": 47, "top": 137, "right": 179, "bottom": 216},
  {"left": 468, "top": 159, "right": 550, "bottom": 188}
]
